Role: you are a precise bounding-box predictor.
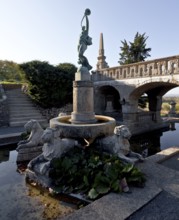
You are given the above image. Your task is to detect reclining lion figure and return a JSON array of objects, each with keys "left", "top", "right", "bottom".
[
  {"left": 95, "top": 125, "right": 144, "bottom": 164},
  {"left": 27, "top": 127, "right": 79, "bottom": 175},
  {"left": 16, "top": 119, "right": 44, "bottom": 151}
]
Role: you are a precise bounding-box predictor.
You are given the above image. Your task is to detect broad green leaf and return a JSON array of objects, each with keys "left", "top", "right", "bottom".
[
  {"left": 104, "top": 164, "right": 118, "bottom": 180},
  {"left": 122, "top": 164, "right": 134, "bottom": 173},
  {"left": 96, "top": 185, "right": 110, "bottom": 194},
  {"left": 88, "top": 188, "right": 99, "bottom": 199},
  {"left": 111, "top": 180, "right": 120, "bottom": 192}
]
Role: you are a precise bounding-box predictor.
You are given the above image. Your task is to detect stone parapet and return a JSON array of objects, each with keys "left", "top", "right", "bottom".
[
  {"left": 0, "top": 84, "right": 9, "bottom": 127},
  {"left": 92, "top": 55, "right": 179, "bottom": 81}
]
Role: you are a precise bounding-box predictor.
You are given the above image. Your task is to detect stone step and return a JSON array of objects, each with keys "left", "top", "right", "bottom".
[
  {"left": 9, "top": 113, "right": 43, "bottom": 118},
  {"left": 6, "top": 96, "right": 30, "bottom": 99},
  {"left": 9, "top": 107, "right": 40, "bottom": 111},
  {"left": 7, "top": 95, "right": 31, "bottom": 98},
  {"left": 5, "top": 92, "right": 26, "bottom": 95},
  {"left": 0, "top": 135, "right": 22, "bottom": 146},
  {"left": 8, "top": 100, "right": 32, "bottom": 104},
  {"left": 10, "top": 116, "right": 44, "bottom": 120},
  {"left": 8, "top": 97, "right": 32, "bottom": 103},
  {"left": 8, "top": 102, "right": 33, "bottom": 105},
  {"left": 9, "top": 105, "right": 39, "bottom": 109},
  {"left": 9, "top": 102, "right": 35, "bottom": 108},
  {"left": 10, "top": 118, "right": 44, "bottom": 122},
  {"left": 8, "top": 102, "right": 34, "bottom": 105},
  {"left": 9, "top": 111, "right": 45, "bottom": 117},
  {"left": 8, "top": 99, "right": 35, "bottom": 103},
  {"left": 9, "top": 116, "right": 46, "bottom": 122},
  {"left": 9, "top": 109, "right": 38, "bottom": 113},
  {"left": 5, "top": 89, "right": 48, "bottom": 128},
  {"left": 9, "top": 114, "right": 42, "bottom": 117},
  {"left": 7, "top": 94, "right": 30, "bottom": 97},
  {"left": 9, "top": 106, "right": 40, "bottom": 113},
  {"left": 6, "top": 94, "right": 30, "bottom": 98},
  {"left": 9, "top": 106, "right": 39, "bottom": 111},
  {"left": 10, "top": 119, "right": 48, "bottom": 127},
  {"left": 6, "top": 93, "right": 30, "bottom": 96},
  {"left": 9, "top": 114, "right": 43, "bottom": 118},
  {"left": 10, "top": 113, "right": 41, "bottom": 117}
]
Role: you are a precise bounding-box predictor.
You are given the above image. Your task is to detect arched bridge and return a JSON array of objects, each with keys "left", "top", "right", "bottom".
[{"left": 92, "top": 55, "right": 179, "bottom": 134}]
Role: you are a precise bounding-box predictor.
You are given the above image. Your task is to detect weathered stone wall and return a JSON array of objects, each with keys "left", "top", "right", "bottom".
[{"left": 0, "top": 84, "right": 9, "bottom": 127}]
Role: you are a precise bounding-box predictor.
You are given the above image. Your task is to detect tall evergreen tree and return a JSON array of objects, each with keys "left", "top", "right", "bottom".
[{"left": 119, "top": 32, "right": 151, "bottom": 65}]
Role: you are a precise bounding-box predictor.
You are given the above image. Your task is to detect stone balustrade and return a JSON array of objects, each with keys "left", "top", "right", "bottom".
[
  {"left": 0, "top": 84, "right": 9, "bottom": 127},
  {"left": 92, "top": 55, "right": 179, "bottom": 81},
  {"left": 137, "top": 112, "right": 156, "bottom": 123}
]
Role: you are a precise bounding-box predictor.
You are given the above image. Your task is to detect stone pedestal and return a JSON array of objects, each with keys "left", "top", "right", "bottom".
[
  {"left": 71, "top": 67, "right": 96, "bottom": 124},
  {"left": 26, "top": 168, "right": 52, "bottom": 188},
  {"left": 169, "top": 101, "right": 176, "bottom": 116},
  {"left": 17, "top": 146, "right": 42, "bottom": 163},
  {"left": 75, "top": 66, "right": 91, "bottom": 81}
]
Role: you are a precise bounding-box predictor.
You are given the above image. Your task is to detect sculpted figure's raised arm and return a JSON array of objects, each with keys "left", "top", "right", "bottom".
[{"left": 77, "top": 8, "right": 92, "bottom": 70}]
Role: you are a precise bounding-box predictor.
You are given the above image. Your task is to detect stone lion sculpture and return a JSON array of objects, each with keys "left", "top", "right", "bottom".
[
  {"left": 95, "top": 125, "right": 144, "bottom": 164},
  {"left": 16, "top": 119, "right": 44, "bottom": 151},
  {"left": 27, "top": 127, "right": 79, "bottom": 175}
]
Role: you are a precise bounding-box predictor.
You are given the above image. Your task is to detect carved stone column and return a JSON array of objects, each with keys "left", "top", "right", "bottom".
[{"left": 71, "top": 67, "right": 96, "bottom": 124}]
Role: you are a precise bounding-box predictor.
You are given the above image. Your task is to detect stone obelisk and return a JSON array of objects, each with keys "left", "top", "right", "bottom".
[{"left": 96, "top": 33, "right": 109, "bottom": 70}]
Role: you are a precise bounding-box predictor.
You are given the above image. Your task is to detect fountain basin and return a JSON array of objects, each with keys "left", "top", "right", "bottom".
[{"left": 50, "top": 115, "right": 116, "bottom": 140}]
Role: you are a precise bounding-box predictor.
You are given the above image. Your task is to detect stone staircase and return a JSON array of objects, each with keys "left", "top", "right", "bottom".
[{"left": 5, "top": 88, "right": 48, "bottom": 127}]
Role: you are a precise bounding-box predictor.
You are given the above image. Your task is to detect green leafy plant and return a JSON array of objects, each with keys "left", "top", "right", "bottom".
[
  {"left": 20, "top": 61, "right": 77, "bottom": 108},
  {"left": 49, "top": 147, "right": 146, "bottom": 200}
]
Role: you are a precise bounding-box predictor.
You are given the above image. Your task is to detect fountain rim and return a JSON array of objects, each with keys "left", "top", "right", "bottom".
[{"left": 50, "top": 115, "right": 116, "bottom": 127}]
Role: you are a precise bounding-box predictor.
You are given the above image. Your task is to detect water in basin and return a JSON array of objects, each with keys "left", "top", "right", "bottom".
[{"left": 0, "top": 145, "right": 76, "bottom": 220}]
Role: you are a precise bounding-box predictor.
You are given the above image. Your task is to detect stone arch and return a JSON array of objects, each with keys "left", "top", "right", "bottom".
[
  {"left": 128, "top": 81, "right": 179, "bottom": 122},
  {"left": 130, "top": 81, "right": 179, "bottom": 101},
  {"left": 94, "top": 85, "right": 122, "bottom": 116}
]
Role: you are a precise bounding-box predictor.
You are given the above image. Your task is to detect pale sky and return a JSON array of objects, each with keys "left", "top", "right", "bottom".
[{"left": 0, "top": 0, "right": 179, "bottom": 95}]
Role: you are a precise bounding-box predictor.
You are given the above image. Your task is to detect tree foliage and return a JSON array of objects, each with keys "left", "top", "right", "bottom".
[
  {"left": 56, "top": 63, "right": 77, "bottom": 102},
  {"left": 0, "top": 60, "right": 25, "bottom": 82},
  {"left": 20, "top": 61, "right": 77, "bottom": 108},
  {"left": 119, "top": 32, "right": 151, "bottom": 65},
  {"left": 138, "top": 94, "right": 148, "bottom": 109}
]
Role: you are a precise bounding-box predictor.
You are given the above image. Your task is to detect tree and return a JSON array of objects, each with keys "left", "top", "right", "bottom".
[
  {"left": 20, "top": 61, "right": 77, "bottom": 108},
  {"left": 57, "top": 63, "right": 77, "bottom": 76},
  {"left": 138, "top": 94, "right": 148, "bottom": 109},
  {"left": 56, "top": 63, "right": 77, "bottom": 103},
  {"left": 119, "top": 32, "right": 151, "bottom": 65},
  {"left": 0, "top": 60, "right": 25, "bottom": 82}
]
